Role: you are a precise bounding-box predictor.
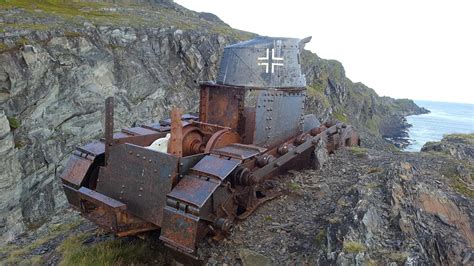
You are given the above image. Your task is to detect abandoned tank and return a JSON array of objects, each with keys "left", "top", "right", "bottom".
[{"left": 59, "top": 36, "right": 360, "bottom": 257}]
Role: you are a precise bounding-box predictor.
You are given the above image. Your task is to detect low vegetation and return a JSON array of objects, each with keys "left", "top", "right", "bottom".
[
  {"left": 314, "top": 229, "right": 327, "bottom": 247},
  {"left": 343, "top": 240, "right": 367, "bottom": 253},
  {"left": 7, "top": 116, "right": 20, "bottom": 129},
  {"left": 348, "top": 146, "right": 368, "bottom": 157},
  {"left": 58, "top": 234, "right": 164, "bottom": 266},
  {"left": 0, "top": 220, "right": 81, "bottom": 265},
  {"left": 444, "top": 133, "right": 474, "bottom": 145}
]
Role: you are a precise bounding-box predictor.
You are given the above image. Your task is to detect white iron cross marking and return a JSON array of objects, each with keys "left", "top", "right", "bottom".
[{"left": 258, "top": 48, "right": 284, "bottom": 73}]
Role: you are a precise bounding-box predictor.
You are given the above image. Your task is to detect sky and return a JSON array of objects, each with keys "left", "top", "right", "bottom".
[{"left": 174, "top": 0, "right": 474, "bottom": 104}]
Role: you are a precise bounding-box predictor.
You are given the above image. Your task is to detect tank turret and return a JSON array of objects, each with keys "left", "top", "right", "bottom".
[{"left": 217, "top": 36, "right": 311, "bottom": 88}]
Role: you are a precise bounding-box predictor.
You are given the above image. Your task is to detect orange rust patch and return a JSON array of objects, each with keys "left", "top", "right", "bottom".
[{"left": 418, "top": 193, "right": 473, "bottom": 247}]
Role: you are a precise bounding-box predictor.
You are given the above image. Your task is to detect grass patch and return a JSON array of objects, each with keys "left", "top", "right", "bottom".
[
  {"left": 367, "top": 167, "right": 382, "bottom": 174},
  {"left": 0, "top": 0, "right": 109, "bottom": 17},
  {"left": 337, "top": 198, "right": 351, "bottom": 207},
  {"left": 327, "top": 217, "right": 341, "bottom": 224},
  {"left": 7, "top": 116, "right": 20, "bottom": 129},
  {"left": 263, "top": 216, "right": 273, "bottom": 222},
  {"left": 0, "top": 219, "right": 82, "bottom": 264},
  {"left": 333, "top": 111, "right": 349, "bottom": 123},
  {"left": 5, "top": 22, "right": 50, "bottom": 31},
  {"left": 348, "top": 146, "right": 368, "bottom": 157},
  {"left": 388, "top": 251, "right": 409, "bottom": 263},
  {"left": 366, "top": 182, "right": 380, "bottom": 189},
  {"left": 343, "top": 241, "right": 367, "bottom": 253},
  {"left": 0, "top": 42, "right": 10, "bottom": 53},
  {"left": 452, "top": 179, "right": 474, "bottom": 198},
  {"left": 15, "top": 36, "right": 29, "bottom": 47},
  {"left": 440, "top": 163, "right": 474, "bottom": 199},
  {"left": 64, "top": 31, "right": 82, "bottom": 38},
  {"left": 288, "top": 182, "right": 301, "bottom": 190},
  {"left": 314, "top": 229, "right": 326, "bottom": 247},
  {"left": 58, "top": 234, "right": 163, "bottom": 266}
]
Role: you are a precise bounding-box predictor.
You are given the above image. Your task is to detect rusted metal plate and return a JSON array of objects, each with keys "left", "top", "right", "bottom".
[
  {"left": 60, "top": 155, "right": 94, "bottom": 188},
  {"left": 212, "top": 143, "right": 266, "bottom": 160},
  {"left": 62, "top": 184, "right": 82, "bottom": 209},
  {"left": 115, "top": 134, "right": 165, "bottom": 147},
  {"left": 190, "top": 155, "right": 240, "bottom": 180},
  {"left": 199, "top": 84, "right": 245, "bottom": 132},
  {"left": 112, "top": 132, "right": 131, "bottom": 139},
  {"left": 105, "top": 97, "right": 114, "bottom": 165},
  {"left": 167, "top": 175, "right": 220, "bottom": 208},
  {"left": 179, "top": 154, "right": 207, "bottom": 179},
  {"left": 160, "top": 206, "right": 200, "bottom": 254},
  {"left": 77, "top": 141, "right": 105, "bottom": 157},
  {"left": 243, "top": 107, "right": 256, "bottom": 144},
  {"left": 169, "top": 108, "right": 183, "bottom": 157},
  {"left": 78, "top": 187, "right": 126, "bottom": 210},
  {"left": 253, "top": 90, "right": 305, "bottom": 147},
  {"left": 122, "top": 127, "right": 160, "bottom": 136},
  {"left": 96, "top": 143, "right": 179, "bottom": 226}
]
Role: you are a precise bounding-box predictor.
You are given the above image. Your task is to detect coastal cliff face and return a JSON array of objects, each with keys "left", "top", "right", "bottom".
[{"left": 0, "top": 1, "right": 429, "bottom": 245}]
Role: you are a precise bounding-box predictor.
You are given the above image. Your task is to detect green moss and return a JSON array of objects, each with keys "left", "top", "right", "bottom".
[
  {"left": 15, "top": 37, "right": 29, "bottom": 47},
  {"left": 307, "top": 85, "right": 330, "bottom": 109},
  {"left": 327, "top": 217, "right": 341, "bottom": 224},
  {"left": 348, "top": 146, "right": 368, "bottom": 157},
  {"left": 452, "top": 179, "right": 474, "bottom": 198},
  {"left": 64, "top": 31, "right": 82, "bottom": 38},
  {"left": 264, "top": 216, "right": 273, "bottom": 222},
  {"left": 288, "top": 182, "right": 301, "bottom": 190},
  {"left": 7, "top": 116, "right": 20, "bottom": 129},
  {"left": 333, "top": 111, "right": 349, "bottom": 123},
  {"left": 58, "top": 234, "right": 163, "bottom": 266},
  {"left": 9, "top": 23, "right": 49, "bottom": 31},
  {"left": 366, "top": 182, "right": 380, "bottom": 189},
  {"left": 314, "top": 229, "right": 326, "bottom": 247},
  {"left": 388, "top": 251, "right": 409, "bottom": 263},
  {"left": 337, "top": 198, "right": 350, "bottom": 207},
  {"left": 439, "top": 162, "right": 473, "bottom": 199},
  {"left": 343, "top": 241, "right": 367, "bottom": 253},
  {"left": 0, "top": 42, "right": 9, "bottom": 53},
  {"left": 367, "top": 167, "right": 382, "bottom": 174}
]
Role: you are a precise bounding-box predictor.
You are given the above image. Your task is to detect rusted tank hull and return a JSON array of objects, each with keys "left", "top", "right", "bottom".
[
  {"left": 60, "top": 36, "right": 360, "bottom": 258},
  {"left": 60, "top": 105, "right": 359, "bottom": 255}
]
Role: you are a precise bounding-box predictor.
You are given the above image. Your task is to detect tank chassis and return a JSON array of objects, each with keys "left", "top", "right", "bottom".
[{"left": 59, "top": 36, "right": 360, "bottom": 257}]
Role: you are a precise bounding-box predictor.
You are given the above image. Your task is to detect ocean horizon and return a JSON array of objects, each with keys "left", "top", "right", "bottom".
[{"left": 404, "top": 100, "right": 474, "bottom": 152}]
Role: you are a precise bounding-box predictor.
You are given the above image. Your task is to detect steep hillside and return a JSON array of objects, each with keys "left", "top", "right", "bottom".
[{"left": 1, "top": 0, "right": 426, "bottom": 243}]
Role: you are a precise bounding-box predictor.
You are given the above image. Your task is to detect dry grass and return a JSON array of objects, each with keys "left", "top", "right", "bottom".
[{"left": 58, "top": 234, "right": 164, "bottom": 266}]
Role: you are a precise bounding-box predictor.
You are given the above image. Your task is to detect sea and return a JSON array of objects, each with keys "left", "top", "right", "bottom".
[{"left": 404, "top": 100, "right": 474, "bottom": 152}]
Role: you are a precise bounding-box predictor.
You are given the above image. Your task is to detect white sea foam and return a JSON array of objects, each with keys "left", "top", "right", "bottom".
[{"left": 404, "top": 100, "right": 474, "bottom": 152}]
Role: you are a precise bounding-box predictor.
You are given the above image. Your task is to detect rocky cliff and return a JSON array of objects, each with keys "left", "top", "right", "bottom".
[{"left": 0, "top": 0, "right": 427, "bottom": 244}]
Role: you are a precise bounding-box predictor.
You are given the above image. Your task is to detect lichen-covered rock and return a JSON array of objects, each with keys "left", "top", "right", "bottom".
[
  {"left": 422, "top": 134, "right": 474, "bottom": 163},
  {"left": 0, "top": 111, "right": 24, "bottom": 244}
]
